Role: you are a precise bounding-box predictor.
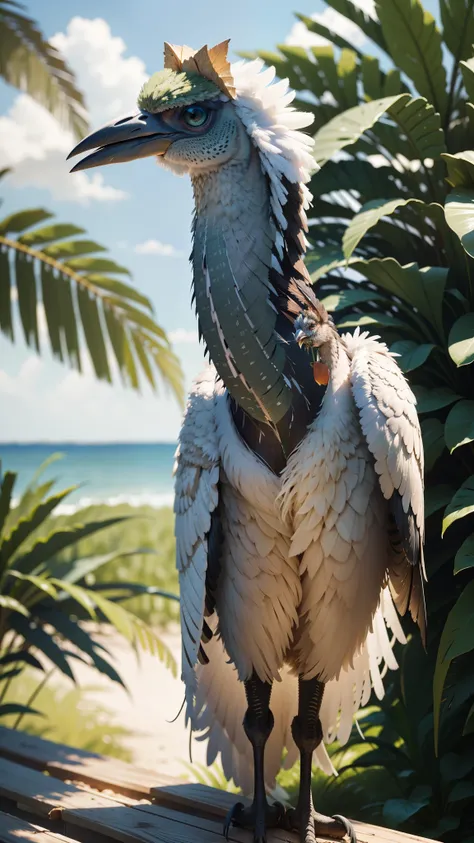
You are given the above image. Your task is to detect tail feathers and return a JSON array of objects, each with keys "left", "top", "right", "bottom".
[
  {"left": 190, "top": 588, "right": 405, "bottom": 794},
  {"left": 192, "top": 635, "right": 334, "bottom": 794}
]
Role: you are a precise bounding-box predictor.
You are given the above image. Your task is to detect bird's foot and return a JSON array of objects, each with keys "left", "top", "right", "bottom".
[
  {"left": 223, "top": 798, "right": 285, "bottom": 843},
  {"left": 286, "top": 807, "right": 357, "bottom": 843}
]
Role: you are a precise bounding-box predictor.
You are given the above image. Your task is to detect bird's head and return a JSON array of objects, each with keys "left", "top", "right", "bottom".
[
  {"left": 67, "top": 39, "right": 315, "bottom": 228},
  {"left": 294, "top": 303, "right": 337, "bottom": 350}
]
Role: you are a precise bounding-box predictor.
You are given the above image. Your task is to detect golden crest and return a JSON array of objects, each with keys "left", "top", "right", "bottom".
[{"left": 163, "top": 39, "right": 236, "bottom": 99}]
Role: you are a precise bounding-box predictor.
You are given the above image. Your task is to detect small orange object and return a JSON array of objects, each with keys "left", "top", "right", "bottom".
[{"left": 313, "top": 361, "right": 329, "bottom": 385}]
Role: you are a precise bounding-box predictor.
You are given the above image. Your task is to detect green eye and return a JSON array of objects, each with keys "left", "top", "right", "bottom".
[{"left": 181, "top": 105, "right": 209, "bottom": 128}]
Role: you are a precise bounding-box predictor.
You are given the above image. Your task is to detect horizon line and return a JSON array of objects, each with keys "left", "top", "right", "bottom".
[{"left": 0, "top": 440, "right": 178, "bottom": 446}]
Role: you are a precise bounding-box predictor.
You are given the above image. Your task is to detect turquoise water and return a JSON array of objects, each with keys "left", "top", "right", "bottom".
[{"left": 0, "top": 443, "right": 176, "bottom": 511}]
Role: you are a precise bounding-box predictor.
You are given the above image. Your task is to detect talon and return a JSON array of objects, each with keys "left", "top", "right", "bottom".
[
  {"left": 223, "top": 801, "right": 245, "bottom": 838},
  {"left": 333, "top": 814, "right": 357, "bottom": 843}
]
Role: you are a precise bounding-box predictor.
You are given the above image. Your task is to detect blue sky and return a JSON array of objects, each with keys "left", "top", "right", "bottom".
[{"left": 0, "top": 0, "right": 438, "bottom": 442}]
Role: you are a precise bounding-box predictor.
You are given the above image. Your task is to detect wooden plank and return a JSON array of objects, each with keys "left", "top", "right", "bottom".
[
  {"left": 150, "top": 784, "right": 436, "bottom": 843},
  {"left": 0, "top": 813, "right": 75, "bottom": 843},
  {"left": 0, "top": 755, "right": 437, "bottom": 843},
  {"left": 0, "top": 727, "right": 177, "bottom": 799},
  {"left": 0, "top": 758, "right": 271, "bottom": 843}
]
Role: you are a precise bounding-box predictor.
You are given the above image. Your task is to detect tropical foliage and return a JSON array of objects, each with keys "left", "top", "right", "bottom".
[
  {"left": 0, "top": 205, "right": 184, "bottom": 401},
  {"left": 250, "top": 1, "right": 474, "bottom": 839},
  {"left": 0, "top": 0, "right": 88, "bottom": 138},
  {"left": 0, "top": 461, "right": 178, "bottom": 724}
]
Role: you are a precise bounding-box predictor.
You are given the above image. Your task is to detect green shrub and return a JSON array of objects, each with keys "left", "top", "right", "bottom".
[{"left": 0, "top": 461, "right": 177, "bottom": 727}]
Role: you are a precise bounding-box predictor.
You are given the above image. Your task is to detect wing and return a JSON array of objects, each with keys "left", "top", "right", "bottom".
[
  {"left": 174, "top": 366, "right": 221, "bottom": 714},
  {"left": 346, "top": 331, "right": 427, "bottom": 643}
]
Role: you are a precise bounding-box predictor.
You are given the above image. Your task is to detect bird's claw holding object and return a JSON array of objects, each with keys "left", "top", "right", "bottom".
[
  {"left": 223, "top": 799, "right": 285, "bottom": 842},
  {"left": 285, "top": 807, "right": 357, "bottom": 843}
]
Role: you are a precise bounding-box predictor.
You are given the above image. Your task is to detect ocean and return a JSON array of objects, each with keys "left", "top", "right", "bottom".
[{"left": 0, "top": 443, "right": 177, "bottom": 513}]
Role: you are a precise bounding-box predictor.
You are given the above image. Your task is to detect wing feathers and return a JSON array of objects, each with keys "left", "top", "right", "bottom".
[
  {"left": 346, "top": 332, "right": 426, "bottom": 640},
  {"left": 174, "top": 367, "right": 221, "bottom": 710}
]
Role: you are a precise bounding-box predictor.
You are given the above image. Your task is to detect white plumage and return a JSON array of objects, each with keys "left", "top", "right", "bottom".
[{"left": 174, "top": 313, "right": 424, "bottom": 791}]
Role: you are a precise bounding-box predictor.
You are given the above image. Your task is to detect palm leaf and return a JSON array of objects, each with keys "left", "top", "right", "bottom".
[
  {"left": 441, "top": 0, "right": 474, "bottom": 124},
  {"left": 0, "top": 209, "right": 184, "bottom": 403},
  {"left": 320, "top": 0, "right": 389, "bottom": 53},
  {"left": 0, "top": 0, "right": 88, "bottom": 139},
  {"left": 375, "top": 0, "right": 448, "bottom": 119}
]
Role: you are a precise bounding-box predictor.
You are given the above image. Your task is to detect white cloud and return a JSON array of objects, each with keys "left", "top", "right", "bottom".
[
  {"left": 135, "top": 240, "right": 182, "bottom": 257},
  {"left": 285, "top": 1, "right": 376, "bottom": 49},
  {"left": 50, "top": 17, "right": 147, "bottom": 126},
  {"left": 169, "top": 329, "right": 199, "bottom": 345},
  {"left": 0, "top": 17, "right": 148, "bottom": 204},
  {"left": 0, "top": 355, "right": 43, "bottom": 398}
]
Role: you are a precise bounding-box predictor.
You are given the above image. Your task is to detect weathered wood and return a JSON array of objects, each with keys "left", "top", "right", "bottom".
[
  {"left": 0, "top": 727, "right": 176, "bottom": 799},
  {"left": 0, "top": 813, "right": 76, "bottom": 843},
  {"left": 0, "top": 729, "right": 438, "bottom": 843}
]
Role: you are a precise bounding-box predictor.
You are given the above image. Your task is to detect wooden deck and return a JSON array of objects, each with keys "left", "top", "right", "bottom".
[{"left": 0, "top": 726, "right": 436, "bottom": 843}]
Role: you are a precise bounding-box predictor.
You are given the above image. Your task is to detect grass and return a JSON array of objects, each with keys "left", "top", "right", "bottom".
[{"left": 52, "top": 504, "right": 179, "bottom": 627}]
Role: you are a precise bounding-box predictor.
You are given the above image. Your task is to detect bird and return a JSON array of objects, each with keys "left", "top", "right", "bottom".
[{"left": 68, "top": 40, "right": 426, "bottom": 843}]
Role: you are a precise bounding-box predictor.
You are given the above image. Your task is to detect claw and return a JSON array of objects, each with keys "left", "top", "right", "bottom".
[
  {"left": 333, "top": 814, "right": 357, "bottom": 843},
  {"left": 223, "top": 802, "right": 245, "bottom": 839}
]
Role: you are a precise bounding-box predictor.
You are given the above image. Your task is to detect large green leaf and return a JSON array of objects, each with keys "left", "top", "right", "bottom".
[
  {"left": 434, "top": 580, "right": 474, "bottom": 748},
  {"left": 387, "top": 96, "right": 447, "bottom": 161},
  {"left": 352, "top": 257, "right": 447, "bottom": 339},
  {"left": 448, "top": 313, "right": 474, "bottom": 366},
  {"left": 342, "top": 198, "right": 441, "bottom": 260},
  {"left": 383, "top": 797, "right": 430, "bottom": 827},
  {"left": 445, "top": 188, "right": 474, "bottom": 258},
  {"left": 443, "top": 476, "right": 474, "bottom": 534},
  {"left": 313, "top": 94, "right": 407, "bottom": 166},
  {"left": 442, "top": 151, "right": 474, "bottom": 188},
  {"left": 309, "top": 158, "right": 402, "bottom": 201},
  {"left": 0, "top": 2, "right": 88, "bottom": 138},
  {"left": 461, "top": 55, "right": 474, "bottom": 101},
  {"left": 412, "top": 385, "right": 460, "bottom": 413},
  {"left": 422, "top": 418, "right": 445, "bottom": 471},
  {"left": 390, "top": 340, "right": 435, "bottom": 372},
  {"left": 320, "top": 288, "right": 384, "bottom": 312},
  {"left": 445, "top": 400, "right": 474, "bottom": 452},
  {"left": 425, "top": 484, "right": 455, "bottom": 518},
  {"left": 454, "top": 535, "right": 474, "bottom": 574},
  {"left": 295, "top": 15, "right": 365, "bottom": 58},
  {"left": 321, "top": 0, "right": 388, "bottom": 52},
  {"left": 441, "top": 0, "right": 474, "bottom": 70},
  {"left": 375, "top": 0, "right": 448, "bottom": 118}
]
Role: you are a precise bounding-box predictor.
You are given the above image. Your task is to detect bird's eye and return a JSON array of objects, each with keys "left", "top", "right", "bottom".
[{"left": 181, "top": 105, "right": 209, "bottom": 128}]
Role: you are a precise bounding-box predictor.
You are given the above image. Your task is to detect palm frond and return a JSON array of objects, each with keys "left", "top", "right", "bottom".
[
  {"left": 0, "top": 0, "right": 88, "bottom": 138},
  {"left": 0, "top": 208, "right": 184, "bottom": 404}
]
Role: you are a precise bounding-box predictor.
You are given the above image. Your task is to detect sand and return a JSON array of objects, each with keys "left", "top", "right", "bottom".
[{"left": 70, "top": 624, "right": 209, "bottom": 779}]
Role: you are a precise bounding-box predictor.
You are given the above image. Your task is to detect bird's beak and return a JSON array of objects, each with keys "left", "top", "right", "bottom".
[
  {"left": 67, "top": 111, "right": 176, "bottom": 172},
  {"left": 295, "top": 329, "right": 307, "bottom": 347}
]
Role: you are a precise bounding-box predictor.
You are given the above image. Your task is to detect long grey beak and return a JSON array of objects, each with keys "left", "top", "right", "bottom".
[{"left": 68, "top": 111, "right": 176, "bottom": 172}]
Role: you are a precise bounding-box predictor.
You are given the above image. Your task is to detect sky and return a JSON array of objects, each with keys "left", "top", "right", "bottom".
[{"left": 0, "top": 0, "right": 438, "bottom": 442}]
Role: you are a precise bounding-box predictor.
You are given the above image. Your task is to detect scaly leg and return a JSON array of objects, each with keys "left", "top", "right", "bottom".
[
  {"left": 286, "top": 676, "right": 357, "bottom": 843},
  {"left": 223, "top": 672, "right": 284, "bottom": 843}
]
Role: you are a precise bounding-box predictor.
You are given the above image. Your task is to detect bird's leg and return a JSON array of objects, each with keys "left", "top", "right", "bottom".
[
  {"left": 223, "top": 672, "right": 284, "bottom": 843},
  {"left": 286, "top": 676, "right": 357, "bottom": 843}
]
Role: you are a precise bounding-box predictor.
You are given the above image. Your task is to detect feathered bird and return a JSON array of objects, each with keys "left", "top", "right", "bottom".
[{"left": 68, "top": 40, "right": 426, "bottom": 843}]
